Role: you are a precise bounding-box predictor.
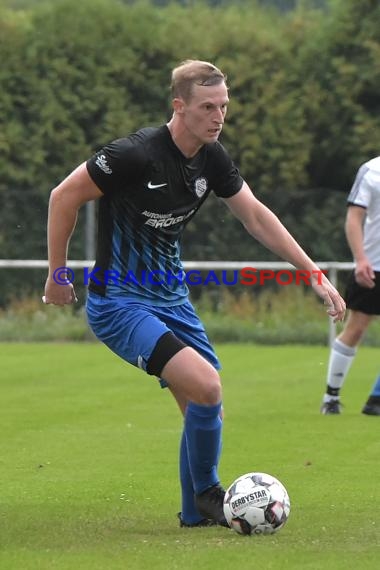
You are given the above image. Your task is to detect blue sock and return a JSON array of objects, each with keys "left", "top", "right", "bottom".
[
  {"left": 370, "top": 375, "right": 380, "bottom": 397},
  {"left": 179, "top": 431, "right": 201, "bottom": 524},
  {"left": 184, "top": 401, "right": 222, "bottom": 495},
  {"left": 179, "top": 428, "right": 223, "bottom": 524}
]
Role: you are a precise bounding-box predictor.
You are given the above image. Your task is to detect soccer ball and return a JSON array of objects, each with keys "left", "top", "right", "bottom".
[{"left": 223, "top": 472, "right": 291, "bottom": 535}]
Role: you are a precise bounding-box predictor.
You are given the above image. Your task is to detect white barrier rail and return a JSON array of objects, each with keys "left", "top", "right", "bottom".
[{"left": 0, "top": 259, "right": 354, "bottom": 346}]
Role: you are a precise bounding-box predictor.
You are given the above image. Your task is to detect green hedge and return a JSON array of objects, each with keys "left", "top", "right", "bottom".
[{"left": 2, "top": 289, "right": 380, "bottom": 345}]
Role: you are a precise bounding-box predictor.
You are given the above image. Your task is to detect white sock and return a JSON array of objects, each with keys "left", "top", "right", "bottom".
[{"left": 324, "top": 339, "right": 356, "bottom": 401}]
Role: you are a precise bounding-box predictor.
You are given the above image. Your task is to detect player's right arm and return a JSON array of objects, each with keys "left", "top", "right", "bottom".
[
  {"left": 345, "top": 205, "right": 375, "bottom": 289},
  {"left": 44, "top": 163, "right": 103, "bottom": 305}
]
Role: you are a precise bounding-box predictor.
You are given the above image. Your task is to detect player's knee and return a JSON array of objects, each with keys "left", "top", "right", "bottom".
[
  {"left": 202, "top": 383, "right": 222, "bottom": 406},
  {"left": 196, "top": 370, "right": 222, "bottom": 405}
]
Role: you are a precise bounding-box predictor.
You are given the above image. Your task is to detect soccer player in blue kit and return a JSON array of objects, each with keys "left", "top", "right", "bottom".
[{"left": 44, "top": 60, "right": 346, "bottom": 528}]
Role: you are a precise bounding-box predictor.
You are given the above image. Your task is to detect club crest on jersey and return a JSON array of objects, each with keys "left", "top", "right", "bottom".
[{"left": 194, "top": 177, "right": 208, "bottom": 198}]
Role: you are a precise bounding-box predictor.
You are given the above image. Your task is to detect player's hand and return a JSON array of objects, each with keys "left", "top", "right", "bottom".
[
  {"left": 43, "top": 277, "right": 78, "bottom": 305},
  {"left": 310, "top": 272, "right": 346, "bottom": 323},
  {"left": 354, "top": 259, "right": 375, "bottom": 289}
]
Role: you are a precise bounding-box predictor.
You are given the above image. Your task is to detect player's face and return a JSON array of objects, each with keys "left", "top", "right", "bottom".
[{"left": 179, "top": 82, "right": 229, "bottom": 145}]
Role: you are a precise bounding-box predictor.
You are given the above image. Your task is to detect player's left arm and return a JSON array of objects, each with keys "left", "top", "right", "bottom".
[{"left": 223, "top": 181, "right": 346, "bottom": 322}]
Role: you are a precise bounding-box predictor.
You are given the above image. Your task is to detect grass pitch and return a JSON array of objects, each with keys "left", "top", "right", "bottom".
[{"left": 0, "top": 343, "right": 378, "bottom": 570}]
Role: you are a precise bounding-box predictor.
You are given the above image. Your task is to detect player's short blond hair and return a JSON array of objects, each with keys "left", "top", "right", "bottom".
[{"left": 170, "top": 59, "right": 227, "bottom": 102}]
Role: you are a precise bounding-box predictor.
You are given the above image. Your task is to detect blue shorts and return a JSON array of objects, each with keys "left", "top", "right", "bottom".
[{"left": 86, "top": 293, "right": 221, "bottom": 387}]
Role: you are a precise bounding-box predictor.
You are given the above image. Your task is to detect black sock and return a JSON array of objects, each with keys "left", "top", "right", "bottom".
[{"left": 327, "top": 386, "right": 340, "bottom": 398}]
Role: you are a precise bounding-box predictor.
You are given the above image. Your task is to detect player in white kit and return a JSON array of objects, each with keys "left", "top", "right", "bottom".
[{"left": 321, "top": 156, "right": 380, "bottom": 415}]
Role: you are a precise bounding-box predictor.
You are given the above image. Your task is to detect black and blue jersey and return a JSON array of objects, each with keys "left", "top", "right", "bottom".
[{"left": 86, "top": 125, "right": 243, "bottom": 305}]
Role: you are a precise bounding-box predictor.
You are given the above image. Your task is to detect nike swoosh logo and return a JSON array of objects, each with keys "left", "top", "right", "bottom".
[{"left": 147, "top": 181, "right": 168, "bottom": 189}]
